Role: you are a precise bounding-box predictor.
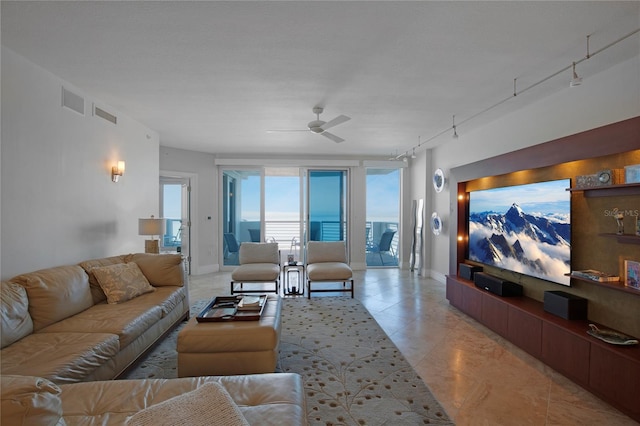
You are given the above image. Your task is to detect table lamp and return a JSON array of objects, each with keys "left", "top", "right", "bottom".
[{"left": 138, "top": 215, "right": 165, "bottom": 254}]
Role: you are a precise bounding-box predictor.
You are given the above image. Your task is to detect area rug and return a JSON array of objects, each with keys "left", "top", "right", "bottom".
[{"left": 121, "top": 297, "right": 454, "bottom": 425}]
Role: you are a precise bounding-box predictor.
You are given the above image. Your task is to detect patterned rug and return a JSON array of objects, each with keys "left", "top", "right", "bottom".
[{"left": 121, "top": 297, "right": 454, "bottom": 425}]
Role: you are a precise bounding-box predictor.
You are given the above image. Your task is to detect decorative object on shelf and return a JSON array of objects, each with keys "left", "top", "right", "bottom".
[
  {"left": 430, "top": 212, "right": 442, "bottom": 235},
  {"left": 571, "top": 269, "right": 619, "bottom": 282},
  {"left": 575, "top": 174, "right": 599, "bottom": 188},
  {"left": 597, "top": 169, "right": 624, "bottom": 185},
  {"left": 433, "top": 168, "right": 445, "bottom": 193},
  {"left": 625, "top": 164, "right": 640, "bottom": 183},
  {"left": 138, "top": 215, "right": 165, "bottom": 254},
  {"left": 287, "top": 254, "right": 295, "bottom": 264},
  {"left": 575, "top": 169, "right": 624, "bottom": 189},
  {"left": 587, "top": 324, "right": 639, "bottom": 346},
  {"left": 615, "top": 210, "right": 625, "bottom": 235},
  {"left": 625, "top": 260, "right": 640, "bottom": 289}
]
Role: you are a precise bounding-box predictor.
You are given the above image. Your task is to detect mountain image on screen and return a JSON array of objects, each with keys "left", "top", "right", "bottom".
[{"left": 468, "top": 180, "right": 571, "bottom": 286}]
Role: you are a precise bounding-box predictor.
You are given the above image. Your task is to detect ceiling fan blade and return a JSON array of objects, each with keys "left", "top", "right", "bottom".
[
  {"left": 266, "top": 129, "right": 309, "bottom": 133},
  {"left": 321, "top": 131, "right": 345, "bottom": 143},
  {"left": 321, "top": 115, "right": 350, "bottom": 131}
]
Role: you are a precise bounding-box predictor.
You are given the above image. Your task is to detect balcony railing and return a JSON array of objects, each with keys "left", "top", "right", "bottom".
[{"left": 225, "top": 220, "right": 399, "bottom": 266}]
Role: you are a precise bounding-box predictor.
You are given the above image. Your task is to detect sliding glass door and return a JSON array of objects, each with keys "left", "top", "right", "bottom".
[
  {"left": 307, "top": 169, "right": 348, "bottom": 243},
  {"left": 221, "top": 167, "right": 349, "bottom": 267},
  {"left": 222, "top": 169, "right": 261, "bottom": 266},
  {"left": 365, "top": 168, "right": 400, "bottom": 267}
]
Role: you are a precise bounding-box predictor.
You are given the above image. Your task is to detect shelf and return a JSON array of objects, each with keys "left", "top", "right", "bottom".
[
  {"left": 568, "top": 274, "right": 640, "bottom": 296},
  {"left": 567, "top": 182, "right": 640, "bottom": 197},
  {"left": 598, "top": 233, "right": 640, "bottom": 244}
]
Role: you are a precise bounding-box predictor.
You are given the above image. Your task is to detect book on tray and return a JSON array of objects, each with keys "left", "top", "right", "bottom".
[
  {"left": 237, "top": 295, "right": 264, "bottom": 310},
  {"left": 571, "top": 269, "right": 620, "bottom": 282}
]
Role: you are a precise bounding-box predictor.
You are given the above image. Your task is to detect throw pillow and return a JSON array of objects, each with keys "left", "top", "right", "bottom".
[
  {"left": 79, "top": 255, "right": 127, "bottom": 303},
  {"left": 1, "top": 375, "right": 64, "bottom": 426},
  {"left": 92, "top": 262, "right": 155, "bottom": 304},
  {"left": 126, "top": 382, "right": 249, "bottom": 426}
]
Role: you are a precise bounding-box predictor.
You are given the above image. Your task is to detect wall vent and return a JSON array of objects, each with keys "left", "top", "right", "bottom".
[
  {"left": 61, "top": 86, "right": 85, "bottom": 115},
  {"left": 93, "top": 105, "right": 117, "bottom": 125}
]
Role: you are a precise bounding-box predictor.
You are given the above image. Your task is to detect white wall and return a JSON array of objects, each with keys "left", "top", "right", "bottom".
[
  {"left": 1, "top": 47, "right": 160, "bottom": 279},
  {"left": 159, "top": 147, "right": 217, "bottom": 274},
  {"left": 429, "top": 55, "right": 640, "bottom": 281}
]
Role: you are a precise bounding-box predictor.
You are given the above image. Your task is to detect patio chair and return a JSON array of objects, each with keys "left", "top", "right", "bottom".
[
  {"left": 369, "top": 229, "right": 396, "bottom": 265},
  {"left": 306, "top": 241, "right": 353, "bottom": 298},
  {"left": 223, "top": 233, "right": 240, "bottom": 263},
  {"left": 248, "top": 228, "right": 261, "bottom": 242},
  {"left": 230, "top": 242, "right": 280, "bottom": 294}
]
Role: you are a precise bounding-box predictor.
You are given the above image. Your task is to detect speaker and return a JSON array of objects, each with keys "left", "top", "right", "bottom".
[
  {"left": 459, "top": 263, "right": 482, "bottom": 281},
  {"left": 544, "top": 291, "right": 588, "bottom": 320},
  {"left": 473, "top": 272, "right": 523, "bottom": 297}
]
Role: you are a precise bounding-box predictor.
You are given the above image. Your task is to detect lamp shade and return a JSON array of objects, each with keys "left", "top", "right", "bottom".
[{"left": 138, "top": 217, "right": 165, "bottom": 236}]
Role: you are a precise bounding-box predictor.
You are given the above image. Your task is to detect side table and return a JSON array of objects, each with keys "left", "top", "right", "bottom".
[{"left": 283, "top": 263, "right": 304, "bottom": 295}]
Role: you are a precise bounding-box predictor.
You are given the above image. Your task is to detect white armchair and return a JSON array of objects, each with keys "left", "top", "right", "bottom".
[
  {"left": 306, "top": 241, "right": 354, "bottom": 298},
  {"left": 230, "top": 242, "right": 280, "bottom": 294}
]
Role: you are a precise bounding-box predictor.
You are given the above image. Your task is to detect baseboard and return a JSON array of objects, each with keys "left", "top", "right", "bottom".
[{"left": 429, "top": 270, "right": 446, "bottom": 284}]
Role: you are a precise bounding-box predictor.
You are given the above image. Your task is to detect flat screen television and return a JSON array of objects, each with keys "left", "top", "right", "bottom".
[{"left": 468, "top": 179, "right": 571, "bottom": 286}]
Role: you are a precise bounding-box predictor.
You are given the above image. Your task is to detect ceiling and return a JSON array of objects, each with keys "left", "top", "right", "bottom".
[{"left": 2, "top": 1, "right": 639, "bottom": 158}]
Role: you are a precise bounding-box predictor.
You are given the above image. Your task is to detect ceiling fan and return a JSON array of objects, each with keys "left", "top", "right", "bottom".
[{"left": 268, "top": 107, "right": 351, "bottom": 143}]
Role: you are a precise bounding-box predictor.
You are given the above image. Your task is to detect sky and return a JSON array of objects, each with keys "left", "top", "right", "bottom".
[
  {"left": 469, "top": 179, "right": 571, "bottom": 216},
  {"left": 239, "top": 169, "right": 400, "bottom": 222}
]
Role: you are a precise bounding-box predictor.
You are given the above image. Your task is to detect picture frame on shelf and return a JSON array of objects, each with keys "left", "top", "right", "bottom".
[{"left": 625, "top": 260, "right": 640, "bottom": 289}]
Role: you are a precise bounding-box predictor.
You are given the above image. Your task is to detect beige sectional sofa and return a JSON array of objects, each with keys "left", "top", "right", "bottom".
[
  {"left": 1, "top": 253, "right": 189, "bottom": 384},
  {"left": 2, "top": 373, "right": 307, "bottom": 425},
  {"left": 1, "top": 253, "right": 309, "bottom": 425}
]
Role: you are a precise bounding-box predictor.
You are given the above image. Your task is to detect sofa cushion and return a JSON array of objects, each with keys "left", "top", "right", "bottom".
[
  {"left": 92, "top": 262, "right": 155, "bottom": 304},
  {"left": 231, "top": 263, "right": 280, "bottom": 281},
  {"left": 1, "top": 281, "right": 34, "bottom": 348},
  {"left": 126, "top": 382, "right": 249, "bottom": 426},
  {"left": 57, "top": 374, "right": 306, "bottom": 425},
  {"left": 307, "top": 262, "right": 353, "bottom": 280},
  {"left": 1, "top": 332, "right": 119, "bottom": 384},
  {"left": 307, "top": 241, "right": 348, "bottom": 263},
  {"left": 129, "top": 253, "right": 184, "bottom": 287},
  {"left": 11, "top": 265, "right": 94, "bottom": 332},
  {"left": 238, "top": 242, "right": 279, "bottom": 264},
  {"left": 1, "top": 375, "right": 64, "bottom": 426},
  {"left": 79, "top": 255, "right": 127, "bottom": 303},
  {"left": 39, "top": 295, "right": 164, "bottom": 348}
]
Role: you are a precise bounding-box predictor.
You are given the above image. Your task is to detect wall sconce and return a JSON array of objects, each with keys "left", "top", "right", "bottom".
[
  {"left": 112, "top": 161, "right": 125, "bottom": 182},
  {"left": 138, "top": 215, "right": 165, "bottom": 253}
]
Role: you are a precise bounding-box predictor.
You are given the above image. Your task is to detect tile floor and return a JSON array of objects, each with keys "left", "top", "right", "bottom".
[{"left": 189, "top": 268, "right": 636, "bottom": 426}]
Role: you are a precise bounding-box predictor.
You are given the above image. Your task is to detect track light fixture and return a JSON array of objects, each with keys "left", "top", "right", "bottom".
[
  {"left": 570, "top": 62, "right": 582, "bottom": 87},
  {"left": 393, "top": 29, "right": 637, "bottom": 164},
  {"left": 452, "top": 115, "right": 459, "bottom": 139}
]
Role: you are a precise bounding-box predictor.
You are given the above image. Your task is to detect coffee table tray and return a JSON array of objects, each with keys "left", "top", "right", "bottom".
[{"left": 196, "top": 295, "right": 267, "bottom": 322}]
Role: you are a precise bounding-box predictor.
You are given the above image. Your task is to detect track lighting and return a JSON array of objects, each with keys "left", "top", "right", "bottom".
[
  {"left": 570, "top": 62, "right": 582, "bottom": 87},
  {"left": 394, "top": 29, "right": 636, "bottom": 163},
  {"left": 411, "top": 148, "right": 417, "bottom": 159},
  {"left": 452, "top": 115, "right": 459, "bottom": 139}
]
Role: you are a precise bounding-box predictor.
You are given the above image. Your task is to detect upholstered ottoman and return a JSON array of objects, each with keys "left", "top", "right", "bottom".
[{"left": 177, "top": 294, "right": 282, "bottom": 377}]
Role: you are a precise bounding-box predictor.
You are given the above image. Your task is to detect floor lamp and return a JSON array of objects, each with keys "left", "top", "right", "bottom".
[{"left": 139, "top": 216, "right": 165, "bottom": 254}]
